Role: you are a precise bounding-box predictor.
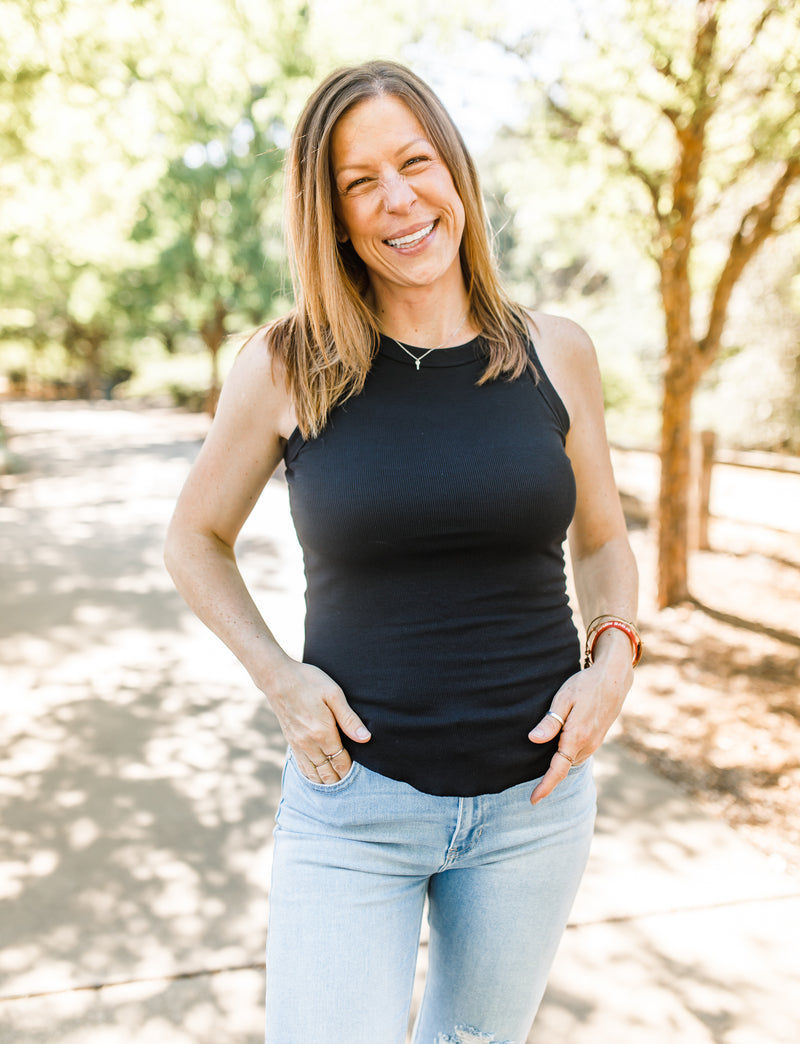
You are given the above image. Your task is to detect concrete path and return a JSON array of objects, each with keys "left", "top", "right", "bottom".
[{"left": 1, "top": 401, "right": 798, "bottom": 1043}]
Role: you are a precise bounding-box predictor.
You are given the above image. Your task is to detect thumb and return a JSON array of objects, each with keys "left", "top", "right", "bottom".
[
  {"left": 328, "top": 690, "right": 371, "bottom": 744},
  {"left": 528, "top": 710, "right": 563, "bottom": 745}
]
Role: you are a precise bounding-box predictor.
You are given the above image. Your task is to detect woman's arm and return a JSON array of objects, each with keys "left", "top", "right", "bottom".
[
  {"left": 164, "top": 332, "right": 370, "bottom": 783},
  {"left": 526, "top": 314, "right": 639, "bottom": 804}
]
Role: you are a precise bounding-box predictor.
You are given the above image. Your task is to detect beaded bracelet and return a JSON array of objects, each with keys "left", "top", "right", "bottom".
[{"left": 583, "top": 615, "right": 643, "bottom": 669}]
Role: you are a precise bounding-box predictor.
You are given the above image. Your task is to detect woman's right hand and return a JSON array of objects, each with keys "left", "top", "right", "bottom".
[{"left": 265, "top": 659, "right": 371, "bottom": 784}]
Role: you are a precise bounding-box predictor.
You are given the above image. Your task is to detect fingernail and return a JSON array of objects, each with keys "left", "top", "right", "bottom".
[{"left": 356, "top": 726, "right": 370, "bottom": 740}]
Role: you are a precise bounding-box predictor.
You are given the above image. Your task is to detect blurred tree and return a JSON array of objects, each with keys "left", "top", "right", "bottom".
[
  {"left": 694, "top": 231, "right": 800, "bottom": 452},
  {"left": 0, "top": 0, "right": 313, "bottom": 400},
  {"left": 0, "top": 0, "right": 164, "bottom": 389},
  {"left": 0, "top": 245, "right": 125, "bottom": 397},
  {"left": 122, "top": 90, "right": 289, "bottom": 412},
  {"left": 2, "top": 0, "right": 503, "bottom": 406},
  {"left": 505, "top": 0, "right": 800, "bottom": 607},
  {"left": 119, "top": 1, "right": 317, "bottom": 411}
]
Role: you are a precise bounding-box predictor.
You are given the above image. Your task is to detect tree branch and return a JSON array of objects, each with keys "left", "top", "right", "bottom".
[
  {"left": 544, "top": 94, "right": 664, "bottom": 217},
  {"left": 700, "top": 156, "right": 800, "bottom": 366},
  {"left": 690, "top": 0, "right": 721, "bottom": 112},
  {"left": 665, "top": 3, "right": 726, "bottom": 244},
  {"left": 717, "top": 1, "right": 783, "bottom": 87}
]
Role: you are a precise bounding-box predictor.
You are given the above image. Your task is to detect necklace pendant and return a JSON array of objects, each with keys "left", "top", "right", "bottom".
[{"left": 382, "top": 306, "right": 469, "bottom": 373}]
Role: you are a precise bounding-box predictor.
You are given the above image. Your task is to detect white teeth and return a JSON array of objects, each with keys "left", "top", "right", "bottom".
[{"left": 386, "top": 222, "right": 435, "bottom": 248}]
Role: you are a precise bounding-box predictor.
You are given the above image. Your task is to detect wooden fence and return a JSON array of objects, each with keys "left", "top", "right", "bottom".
[{"left": 610, "top": 435, "right": 800, "bottom": 546}]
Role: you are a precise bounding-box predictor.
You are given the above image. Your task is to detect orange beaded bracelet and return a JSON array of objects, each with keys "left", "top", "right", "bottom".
[{"left": 583, "top": 615, "right": 642, "bottom": 669}]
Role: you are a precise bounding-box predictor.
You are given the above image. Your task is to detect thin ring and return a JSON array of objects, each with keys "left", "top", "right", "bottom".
[
  {"left": 554, "top": 749, "right": 575, "bottom": 766},
  {"left": 310, "top": 759, "right": 327, "bottom": 768},
  {"left": 323, "top": 748, "right": 345, "bottom": 761},
  {"left": 546, "top": 710, "right": 566, "bottom": 728}
]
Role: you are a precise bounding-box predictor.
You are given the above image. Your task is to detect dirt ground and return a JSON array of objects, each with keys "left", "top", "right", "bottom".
[{"left": 612, "top": 450, "right": 800, "bottom": 877}]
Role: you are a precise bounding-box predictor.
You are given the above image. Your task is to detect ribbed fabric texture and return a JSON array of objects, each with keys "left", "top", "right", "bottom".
[{"left": 283, "top": 335, "right": 580, "bottom": 796}]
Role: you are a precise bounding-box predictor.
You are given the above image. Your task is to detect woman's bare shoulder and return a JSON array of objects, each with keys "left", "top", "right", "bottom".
[
  {"left": 235, "top": 320, "right": 287, "bottom": 383},
  {"left": 524, "top": 310, "right": 597, "bottom": 368},
  {"left": 522, "top": 309, "right": 601, "bottom": 412},
  {"left": 224, "top": 321, "right": 297, "bottom": 441}
]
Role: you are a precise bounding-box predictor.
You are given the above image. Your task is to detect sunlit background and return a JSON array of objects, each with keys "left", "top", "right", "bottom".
[
  {"left": 2, "top": 0, "right": 798, "bottom": 451},
  {"left": 1, "top": 3, "right": 799, "bottom": 1042}
]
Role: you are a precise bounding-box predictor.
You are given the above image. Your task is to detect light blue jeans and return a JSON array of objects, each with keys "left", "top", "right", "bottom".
[{"left": 265, "top": 753, "right": 596, "bottom": 1044}]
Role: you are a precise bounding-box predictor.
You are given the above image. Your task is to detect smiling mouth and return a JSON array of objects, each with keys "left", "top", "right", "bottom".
[{"left": 385, "top": 220, "right": 437, "bottom": 249}]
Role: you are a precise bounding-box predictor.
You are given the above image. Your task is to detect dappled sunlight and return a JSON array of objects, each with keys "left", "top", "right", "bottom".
[
  {"left": 538, "top": 897, "right": 800, "bottom": 1044},
  {"left": 0, "top": 966, "right": 266, "bottom": 1043},
  {"left": 620, "top": 499, "right": 800, "bottom": 874},
  {"left": 574, "top": 743, "right": 796, "bottom": 928},
  {"left": 534, "top": 750, "right": 759, "bottom": 1039},
  {"left": 537, "top": 741, "right": 800, "bottom": 1042},
  {"left": 0, "top": 403, "right": 294, "bottom": 1005},
  {"left": 2, "top": 402, "right": 798, "bottom": 1044},
  {"left": 0, "top": 666, "right": 286, "bottom": 998},
  {"left": 609, "top": 442, "right": 800, "bottom": 874},
  {"left": 4, "top": 0, "right": 799, "bottom": 1037}
]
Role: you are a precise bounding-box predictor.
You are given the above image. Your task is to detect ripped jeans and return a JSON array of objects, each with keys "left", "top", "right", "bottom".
[{"left": 265, "top": 754, "right": 596, "bottom": 1044}]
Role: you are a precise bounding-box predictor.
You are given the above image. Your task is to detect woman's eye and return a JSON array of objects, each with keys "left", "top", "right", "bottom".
[
  {"left": 404, "top": 155, "right": 429, "bottom": 169},
  {"left": 345, "top": 176, "right": 370, "bottom": 192}
]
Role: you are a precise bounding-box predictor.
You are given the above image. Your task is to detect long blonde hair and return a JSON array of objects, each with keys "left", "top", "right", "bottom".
[{"left": 267, "top": 60, "right": 532, "bottom": 438}]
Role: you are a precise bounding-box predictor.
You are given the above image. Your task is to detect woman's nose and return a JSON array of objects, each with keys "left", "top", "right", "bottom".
[{"left": 382, "top": 173, "right": 416, "bottom": 213}]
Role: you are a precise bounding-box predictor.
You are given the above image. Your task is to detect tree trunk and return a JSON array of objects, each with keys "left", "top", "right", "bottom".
[
  {"left": 657, "top": 354, "right": 697, "bottom": 607},
  {"left": 205, "top": 345, "right": 221, "bottom": 416},
  {"left": 657, "top": 254, "right": 698, "bottom": 608},
  {"left": 84, "top": 334, "right": 105, "bottom": 400},
  {"left": 200, "top": 298, "right": 228, "bottom": 416},
  {"left": 64, "top": 322, "right": 106, "bottom": 400}
]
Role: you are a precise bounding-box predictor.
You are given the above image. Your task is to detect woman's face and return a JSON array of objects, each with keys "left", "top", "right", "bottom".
[{"left": 330, "top": 94, "right": 466, "bottom": 301}]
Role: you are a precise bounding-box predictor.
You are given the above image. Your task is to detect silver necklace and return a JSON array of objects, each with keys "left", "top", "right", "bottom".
[{"left": 384, "top": 310, "right": 470, "bottom": 370}]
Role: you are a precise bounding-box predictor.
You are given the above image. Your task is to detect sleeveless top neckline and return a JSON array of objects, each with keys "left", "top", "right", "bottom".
[{"left": 378, "top": 333, "right": 485, "bottom": 368}]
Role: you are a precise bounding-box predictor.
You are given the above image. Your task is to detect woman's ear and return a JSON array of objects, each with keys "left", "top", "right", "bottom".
[{"left": 335, "top": 223, "right": 349, "bottom": 244}]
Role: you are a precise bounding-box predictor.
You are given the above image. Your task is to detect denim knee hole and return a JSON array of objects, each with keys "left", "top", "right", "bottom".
[{"left": 435, "top": 1027, "right": 514, "bottom": 1044}]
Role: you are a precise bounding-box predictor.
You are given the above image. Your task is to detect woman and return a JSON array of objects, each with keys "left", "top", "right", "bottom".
[{"left": 165, "top": 60, "right": 639, "bottom": 1044}]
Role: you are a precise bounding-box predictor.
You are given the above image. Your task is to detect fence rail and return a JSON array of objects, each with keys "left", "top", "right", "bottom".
[
  {"left": 610, "top": 440, "right": 800, "bottom": 476},
  {"left": 610, "top": 436, "right": 800, "bottom": 543}
]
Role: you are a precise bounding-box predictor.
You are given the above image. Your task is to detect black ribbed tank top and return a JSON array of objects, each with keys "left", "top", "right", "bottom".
[{"left": 283, "top": 334, "right": 580, "bottom": 796}]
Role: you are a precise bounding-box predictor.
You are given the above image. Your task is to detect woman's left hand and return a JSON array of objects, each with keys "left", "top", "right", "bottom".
[{"left": 527, "top": 639, "right": 633, "bottom": 805}]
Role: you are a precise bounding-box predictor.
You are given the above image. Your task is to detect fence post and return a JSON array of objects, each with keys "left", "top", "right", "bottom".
[{"left": 690, "top": 429, "right": 716, "bottom": 551}]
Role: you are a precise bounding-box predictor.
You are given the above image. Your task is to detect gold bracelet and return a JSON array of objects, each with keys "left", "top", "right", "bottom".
[{"left": 584, "top": 615, "right": 642, "bottom": 669}]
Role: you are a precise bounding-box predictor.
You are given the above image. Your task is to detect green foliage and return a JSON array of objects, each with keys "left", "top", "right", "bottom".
[
  {"left": 120, "top": 93, "right": 287, "bottom": 346},
  {"left": 491, "top": 0, "right": 800, "bottom": 451},
  {"left": 0, "top": 0, "right": 315, "bottom": 396},
  {"left": 2, "top": 0, "right": 796, "bottom": 455},
  {"left": 1, "top": 0, "right": 472, "bottom": 400}
]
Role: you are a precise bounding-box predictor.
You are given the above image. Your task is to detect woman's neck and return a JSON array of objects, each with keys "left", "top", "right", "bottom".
[{"left": 369, "top": 285, "right": 476, "bottom": 349}]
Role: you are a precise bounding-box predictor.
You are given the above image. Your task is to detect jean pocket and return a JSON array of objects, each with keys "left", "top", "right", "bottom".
[{"left": 288, "top": 751, "right": 361, "bottom": 794}]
